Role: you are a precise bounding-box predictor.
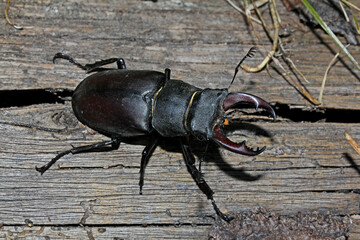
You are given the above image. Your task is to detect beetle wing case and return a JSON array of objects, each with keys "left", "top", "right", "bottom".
[{"left": 72, "top": 70, "right": 166, "bottom": 137}]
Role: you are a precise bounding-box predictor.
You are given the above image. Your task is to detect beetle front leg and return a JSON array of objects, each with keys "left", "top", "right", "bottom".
[
  {"left": 36, "top": 138, "right": 121, "bottom": 175},
  {"left": 180, "top": 137, "right": 233, "bottom": 222},
  {"left": 139, "top": 135, "right": 159, "bottom": 195}
]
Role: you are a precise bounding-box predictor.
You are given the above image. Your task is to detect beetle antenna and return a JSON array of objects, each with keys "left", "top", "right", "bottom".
[{"left": 228, "top": 47, "right": 257, "bottom": 89}]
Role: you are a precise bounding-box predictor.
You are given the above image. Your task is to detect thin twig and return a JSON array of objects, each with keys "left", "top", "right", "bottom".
[
  {"left": 339, "top": 0, "right": 350, "bottom": 22},
  {"left": 284, "top": 57, "right": 310, "bottom": 83},
  {"left": 345, "top": 131, "right": 360, "bottom": 155},
  {"left": 272, "top": 57, "right": 321, "bottom": 105},
  {"left": 242, "top": 0, "right": 278, "bottom": 72},
  {"left": 319, "top": 52, "right": 340, "bottom": 103},
  {"left": 246, "top": 0, "right": 268, "bottom": 10},
  {"left": 341, "top": 0, "right": 360, "bottom": 12},
  {"left": 225, "top": 0, "right": 262, "bottom": 24}
]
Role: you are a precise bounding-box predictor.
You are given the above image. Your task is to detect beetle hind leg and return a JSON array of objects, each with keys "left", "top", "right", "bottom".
[
  {"left": 180, "top": 137, "right": 233, "bottom": 222},
  {"left": 36, "top": 138, "right": 121, "bottom": 175},
  {"left": 53, "top": 53, "right": 126, "bottom": 72}
]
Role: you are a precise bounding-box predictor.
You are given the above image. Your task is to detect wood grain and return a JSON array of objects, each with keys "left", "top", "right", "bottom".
[{"left": 1, "top": 0, "right": 359, "bottom": 239}]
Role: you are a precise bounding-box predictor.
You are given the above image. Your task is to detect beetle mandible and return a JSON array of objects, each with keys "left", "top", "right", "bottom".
[{"left": 37, "top": 50, "right": 276, "bottom": 222}]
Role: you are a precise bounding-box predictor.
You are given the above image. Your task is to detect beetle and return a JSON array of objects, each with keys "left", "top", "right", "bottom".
[{"left": 36, "top": 51, "right": 276, "bottom": 222}]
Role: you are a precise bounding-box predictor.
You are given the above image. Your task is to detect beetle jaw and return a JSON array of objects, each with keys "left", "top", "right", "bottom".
[{"left": 212, "top": 92, "right": 276, "bottom": 156}]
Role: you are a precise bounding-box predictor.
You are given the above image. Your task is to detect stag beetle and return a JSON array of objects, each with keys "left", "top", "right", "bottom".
[{"left": 36, "top": 50, "right": 276, "bottom": 222}]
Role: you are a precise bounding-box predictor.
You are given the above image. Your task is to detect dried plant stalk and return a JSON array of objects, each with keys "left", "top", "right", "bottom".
[
  {"left": 5, "top": 0, "right": 24, "bottom": 30},
  {"left": 345, "top": 131, "right": 360, "bottom": 155}
]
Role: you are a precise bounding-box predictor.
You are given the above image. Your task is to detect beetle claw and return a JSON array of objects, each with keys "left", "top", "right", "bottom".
[
  {"left": 222, "top": 92, "right": 276, "bottom": 121},
  {"left": 213, "top": 125, "right": 266, "bottom": 156},
  {"left": 212, "top": 93, "right": 275, "bottom": 155}
]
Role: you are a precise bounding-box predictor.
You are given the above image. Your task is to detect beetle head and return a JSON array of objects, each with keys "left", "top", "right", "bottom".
[{"left": 212, "top": 92, "right": 276, "bottom": 156}]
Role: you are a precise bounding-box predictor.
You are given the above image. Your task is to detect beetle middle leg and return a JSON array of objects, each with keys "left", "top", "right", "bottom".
[
  {"left": 198, "top": 142, "right": 209, "bottom": 175},
  {"left": 53, "top": 53, "right": 126, "bottom": 72},
  {"left": 139, "top": 134, "right": 159, "bottom": 195},
  {"left": 36, "top": 138, "right": 121, "bottom": 175},
  {"left": 180, "top": 137, "right": 232, "bottom": 222}
]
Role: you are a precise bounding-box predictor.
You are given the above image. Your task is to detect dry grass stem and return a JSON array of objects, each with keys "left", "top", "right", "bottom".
[
  {"left": 319, "top": 52, "right": 340, "bottom": 103},
  {"left": 341, "top": 0, "right": 360, "bottom": 12},
  {"left": 345, "top": 131, "right": 360, "bottom": 155},
  {"left": 272, "top": 57, "right": 321, "bottom": 105},
  {"left": 242, "top": 0, "right": 278, "bottom": 72},
  {"left": 339, "top": 1, "right": 350, "bottom": 22},
  {"left": 225, "top": 0, "right": 262, "bottom": 24},
  {"left": 5, "top": 0, "right": 23, "bottom": 30}
]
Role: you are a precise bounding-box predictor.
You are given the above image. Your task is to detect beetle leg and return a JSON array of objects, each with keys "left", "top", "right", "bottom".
[
  {"left": 139, "top": 135, "right": 159, "bottom": 195},
  {"left": 36, "top": 138, "right": 121, "bottom": 175},
  {"left": 180, "top": 137, "right": 233, "bottom": 222},
  {"left": 165, "top": 68, "right": 171, "bottom": 81},
  {"left": 53, "top": 53, "right": 126, "bottom": 73},
  {"left": 198, "top": 142, "right": 209, "bottom": 174}
]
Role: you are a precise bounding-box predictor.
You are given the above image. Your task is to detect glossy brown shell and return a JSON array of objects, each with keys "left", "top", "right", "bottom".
[{"left": 72, "top": 70, "right": 166, "bottom": 137}]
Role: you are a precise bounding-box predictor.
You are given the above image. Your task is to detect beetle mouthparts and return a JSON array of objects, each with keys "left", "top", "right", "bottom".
[{"left": 212, "top": 92, "right": 276, "bottom": 156}]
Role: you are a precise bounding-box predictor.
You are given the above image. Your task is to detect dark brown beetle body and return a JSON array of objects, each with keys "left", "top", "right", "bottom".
[
  {"left": 73, "top": 69, "right": 229, "bottom": 142},
  {"left": 37, "top": 53, "right": 276, "bottom": 222}
]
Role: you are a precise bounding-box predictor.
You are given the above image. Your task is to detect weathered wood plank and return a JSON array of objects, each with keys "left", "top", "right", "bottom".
[
  {"left": 1, "top": 103, "right": 359, "bottom": 169},
  {"left": 0, "top": 104, "right": 359, "bottom": 226},
  {"left": 1, "top": 220, "right": 360, "bottom": 240},
  {"left": 1, "top": 0, "right": 359, "bottom": 109},
  {"left": 1, "top": 0, "right": 359, "bottom": 239},
  {"left": 0, "top": 225, "right": 210, "bottom": 240}
]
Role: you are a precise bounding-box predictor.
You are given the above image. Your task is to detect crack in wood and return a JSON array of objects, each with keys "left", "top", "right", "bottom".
[
  {"left": 274, "top": 103, "right": 360, "bottom": 123},
  {"left": 1, "top": 89, "right": 359, "bottom": 125},
  {"left": 79, "top": 199, "right": 100, "bottom": 225},
  {"left": 0, "top": 89, "right": 72, "bottom": 108}
]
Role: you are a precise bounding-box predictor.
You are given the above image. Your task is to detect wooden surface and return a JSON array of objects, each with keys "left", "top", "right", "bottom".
[{"left": 1, "top": 0, "right": 359, "bottom": 239}]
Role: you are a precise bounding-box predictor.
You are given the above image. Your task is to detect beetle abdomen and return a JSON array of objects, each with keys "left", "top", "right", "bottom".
[{"left": 72, "top": 70, "right": 166, "bottom": 137}]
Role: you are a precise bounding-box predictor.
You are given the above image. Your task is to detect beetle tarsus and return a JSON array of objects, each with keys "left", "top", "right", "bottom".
[
  {"left": 84, "top": 58, "right": 126, "bottom": 72},
  {"left": 36, "top": 149, "right": 72, "bottom": 175},
  {"left": 212, "top": 199, "right": 233, "bottom": 222},
  {"left": 53, "top": 53, "right": 88, "bottom": 71},
  {"left": 36, "top": 139, "right": 120, "bottom": 174}
]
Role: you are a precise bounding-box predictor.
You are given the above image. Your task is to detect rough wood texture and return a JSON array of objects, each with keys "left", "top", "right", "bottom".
[{"left": 1, "top": 0, "right": 359, "bottom": 239}]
